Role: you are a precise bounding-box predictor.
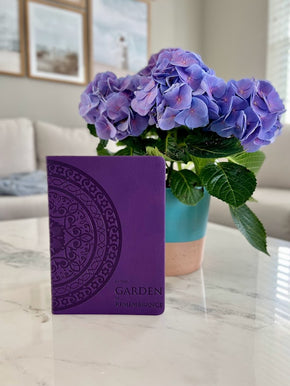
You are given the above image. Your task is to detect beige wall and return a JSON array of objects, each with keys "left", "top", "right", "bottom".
[
  {"left": 202, "top": 0, "right": 268, "bottom": 80},
  {"left": 151, "top": 0, "right": 202, "bottom": 54},
  {"left": 0, "top": 0, "right": 268, "bottom": 126},
  {"left": 0, "top": 76, "right": 85, "bottom": 127}
]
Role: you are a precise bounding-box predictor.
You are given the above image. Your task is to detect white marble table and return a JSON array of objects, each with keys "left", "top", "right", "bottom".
[{"left": 0, "top": 217, "right": 290, "bottom": 386}]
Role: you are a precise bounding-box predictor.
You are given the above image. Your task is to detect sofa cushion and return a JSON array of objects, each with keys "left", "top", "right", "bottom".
[
  {"left": 0, "top": 194, "right": 48, "bottom": 221},
  {"left": 0, "top": 170, "right": 47, "bottom": 196},
  {"left": 35, "top": 121, "right": 99, "bottom": 170},
  {"left": 258, "top": 124, "right": 290, "bottom": 189},
  {"left": 209, "top": 187, "right": 290, "bottom": 241},
  {"left": 0, "top": 118, "right": 36, "bottom": 178}
]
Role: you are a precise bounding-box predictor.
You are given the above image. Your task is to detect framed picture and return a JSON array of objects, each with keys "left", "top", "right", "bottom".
[
  {"left": 0, "top": 0, "right": 25, "bottom": 76},
  {"left": 26, "top": 0, "right": 88, "bottom": 85},
  {"left": 90, "top": 0, "right": 150, "bottom": 78},
  {"left": 54, "top": 0, "right": 87, "bottom": 8}
]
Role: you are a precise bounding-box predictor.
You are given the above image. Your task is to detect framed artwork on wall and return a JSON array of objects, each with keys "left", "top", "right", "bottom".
[
  {"left": 90, "top": 0, "right": 150, "bottom": 78},
  {"left": 26, "top": 0, "right": 88, "bottom": 85},
  {"left": 53, "top": 0, "right": 87, "bottom": 8},
  {"left": 0, "top": 0, "right": 25, "bottom": 76}
]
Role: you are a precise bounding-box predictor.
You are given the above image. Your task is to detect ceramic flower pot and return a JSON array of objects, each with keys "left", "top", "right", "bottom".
[{"left": 165, "top": 188, "right": 210, "bottom": 276}]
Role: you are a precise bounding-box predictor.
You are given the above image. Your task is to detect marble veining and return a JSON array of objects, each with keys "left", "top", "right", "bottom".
[
  {"left": 0, "top": 241, "right": 49, "bottom": 270},
  {"left": 0, "top": 217, "right": 290, "bottom": 386}
]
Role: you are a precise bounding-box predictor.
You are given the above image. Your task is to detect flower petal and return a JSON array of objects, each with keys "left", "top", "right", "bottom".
[
  {"left": 176, "top": 64, "right": 204, "bottom": 90},
  {"left": 106, "top": 93, "right": 129, "bottom": 121},
  {"left": 130, "top": 115, "right": 148, "bottom": 136},
  {"left": 158, "top": 107, "right": 179, "bottom": 130},
  {"left": 95, "top": 117, "right": 116, "bottom": 140},
  {"left": 175, "top": 98, "right": 209, "bottom": 129},
  {"left": 164, "top": 83, "right": 192, "bottom": 110}
]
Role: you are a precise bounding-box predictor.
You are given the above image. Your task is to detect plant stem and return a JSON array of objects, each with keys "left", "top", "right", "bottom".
[
  {"left": 165, "top": 132, "right": 169, "bottom": 154},
  {"left": 166, "top": 162, "right": 174, "bottom": 188}
]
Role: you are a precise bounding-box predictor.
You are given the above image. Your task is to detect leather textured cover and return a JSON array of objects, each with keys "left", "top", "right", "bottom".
[{"left": 47, "top": 156, "right": 165, "bottom": 315}]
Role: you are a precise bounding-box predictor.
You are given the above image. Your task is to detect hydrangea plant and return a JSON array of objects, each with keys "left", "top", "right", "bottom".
[{"left": 79, "top": 48, "right": 286, "bottom": 254}]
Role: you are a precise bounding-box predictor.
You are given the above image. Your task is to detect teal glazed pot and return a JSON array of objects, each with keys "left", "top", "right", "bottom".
[{"left": 165, "top": 188, "right": 210, "bottom": 276}]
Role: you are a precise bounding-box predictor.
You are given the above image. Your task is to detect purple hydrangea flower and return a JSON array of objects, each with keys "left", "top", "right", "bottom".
[
  {"left": 238, "top": 80, "right": 285, "bottom": 151},
  {"left": 215, "top": 82, "right": 235, "bottom": 116},
  {"left": 79, "top": 92, "right": 100, "bottom": 124},
  {"left": 171, "top": 50, "right": 201, "bottom": 67},
  {"left": 95, "top": 116, "right": 116, "bottom": 139},
  {"left": 131, "top": 48, "right": 214, "bottom": 131},
  {"left": 175, "top": 98, "right": 209, "bottom": 129},
  {"left": 207, "top": 78, "right": 285, "bottom": 151},
  {"left": 176, "top": 64, "right": 204, "bottom": 92},
  {"left": 159, "top": 107, "right": 179, "bottom": 131},
  {"left": 231, "top": 78, "right": 255, "bottom": 99},
  {"left": 79, "top": 73, "right": 149, "bottom": 140},
  {"left": 131, "top": 78, "right": 158, "bottom": 116},
  {"left": 106, "top": 93, "right": 130, "bottom": 121},
  {"left": 164, "top": 83, "right": 192, "bottom": 110},
  {"left": 201, "top": 75, "right": 227, "bottom": 99},
  {"left": 252, "top": 80, "right": 285, "bottom": 116},
  {"left": 80, "top": 48, "right": 285, "bottom": 152}
]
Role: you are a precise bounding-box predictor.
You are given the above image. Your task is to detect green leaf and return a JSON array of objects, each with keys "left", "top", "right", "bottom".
[
  {"left": 248, "top": 196, "right": 258, "bottom": 203},
  {"left": 97, "top": 148, "right": 111, "bottom": 156},
  {"left": 87, "top": 124, "right": 97, "bottom": 137},
  {"left": 97, "top": 139, "right": 108, "bottom": 148},
  {"left": 118, "top": 137, "right": 156, "bottom": 155},
  {"left": 200, "top": 162, "right": 256, "bottom": 207},
  {"left": 186, "top": 129, "right": 243, "bottom": 158},
  {"left": 146, "top": 146, "right": 174, "bottom": 161},
  {"left": 170, "top": 169, "right": 204, "bottom": 206},
  {"left": 230, "top": 204, "right": 269, "bottom": 255},
  {"left": 229, "top": 151, "right": 265, "bottom": 174},
  {"left": 113, "top": 147, "right": 132, "bottom": 156},
  {"left": 165, "top": 136, "right": 191, "bottom": 163},
  {"left": 116, "top": 141, "right": 126, "bottom": 147},
  {"left": 96, "top": 139, "right": 111, "bottom": 156},
  {"left": 189, "top": 156, "right": 215, "bottom": 175},
  {"left": 153, "top": 132, "right": 192, "bottom": 164}
]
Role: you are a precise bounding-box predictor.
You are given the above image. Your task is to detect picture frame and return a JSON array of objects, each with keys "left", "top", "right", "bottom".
[
  {"left": 0, "top": 0, "right": 25, "bottom": 76},
  {"left": 89, "top": 0, "right": 151, "bottom": 79},
  {"left": 53, "top": 0, "right": 87, "bottom": 8},
  {"left": 26, "top": 0, "right": 88, "bottom": 85}
]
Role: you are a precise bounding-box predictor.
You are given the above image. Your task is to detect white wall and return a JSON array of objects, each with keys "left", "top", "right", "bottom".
[
  {"left": 0, "top": 0, "right": 268, "bottom": 126},
  {"left": 0, "top": 76, "right": 84, "bottom": 127},
  {"left": 151, "top": 0, "right": 203, "bottom": 55},
  {"left": 0, "top": 0, "right": 203, "bottom": 127},
  {"left": 202, "top": 0, "right": 268, "bottom": 80}
]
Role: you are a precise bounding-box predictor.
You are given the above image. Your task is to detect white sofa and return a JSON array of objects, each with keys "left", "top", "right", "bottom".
[
  {"left": 0, "top": 118, "right": 290, "bottom": 241},
  {"left": 0, "top": 118, "right": 103, "bottom": 221}
]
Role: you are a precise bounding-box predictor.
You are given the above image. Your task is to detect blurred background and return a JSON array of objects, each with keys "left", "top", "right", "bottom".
[
  {"left": 1, "top": 0, "right": 288, "bottom": 126},
  {"left": 0, "top": 0, "right": 289, "bottom": 240}
]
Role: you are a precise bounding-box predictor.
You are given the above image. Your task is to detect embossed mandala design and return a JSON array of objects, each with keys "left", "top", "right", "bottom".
[{"left": 47, "top": 160, "right": 122, "bottom": 311}]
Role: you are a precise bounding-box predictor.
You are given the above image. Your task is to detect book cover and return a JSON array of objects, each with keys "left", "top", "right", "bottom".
[{"left": 47, "top": 156, "right": 165, "bottom": 315}]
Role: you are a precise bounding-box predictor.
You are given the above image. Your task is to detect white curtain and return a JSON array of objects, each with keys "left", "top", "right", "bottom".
[{"left": 267, "top": 0, "right": 290, "bottom": 122}]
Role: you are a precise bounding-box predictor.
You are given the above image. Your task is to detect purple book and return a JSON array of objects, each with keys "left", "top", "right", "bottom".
[{"left": 47, "top": 156, "right": 165, "bottom": 315}]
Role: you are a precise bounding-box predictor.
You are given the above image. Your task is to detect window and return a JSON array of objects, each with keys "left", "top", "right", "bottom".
[{"left": 267, "top": 0, "right": 290, "bottom": 123}]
